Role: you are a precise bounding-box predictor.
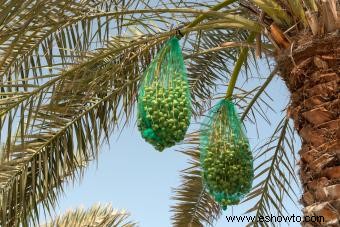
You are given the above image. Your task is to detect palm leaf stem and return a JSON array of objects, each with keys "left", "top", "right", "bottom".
[
  {"left": 183, "top": 0, "right": 238, "bottom": 32},
  {"left": 184, "top": 42, "right": 273, "bottom": 59},
  {"left": 240, "top": 66, "right": 278, "bottom": 121},
  {"left": 225, "top": 32, "right": 256, "bottom": 100},
  {"left": 251, "top": 118, "right": 289, "bottom": 224}
]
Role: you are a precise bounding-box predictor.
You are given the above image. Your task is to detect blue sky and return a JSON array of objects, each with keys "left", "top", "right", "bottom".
[{"left": 42, "top": 65, "right": 302, "bottom": 227}]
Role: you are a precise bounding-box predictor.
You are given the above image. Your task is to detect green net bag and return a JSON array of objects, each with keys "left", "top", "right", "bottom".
[
  {"left": 137, "top": 37, "right": 191, "bottom": 151},
  {"left": 200, "top": 99, "right": 253, "bottom": 210}
]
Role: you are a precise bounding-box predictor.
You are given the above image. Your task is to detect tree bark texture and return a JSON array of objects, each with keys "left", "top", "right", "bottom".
[{"left": 277, "top": 32, "right": 340, "bottom": 226}]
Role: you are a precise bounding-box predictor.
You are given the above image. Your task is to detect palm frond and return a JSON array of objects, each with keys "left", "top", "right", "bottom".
[
  {"left": 243, "top": 117, "right": 301, "bottom": 226},
  {"left": 0, "top": 5, "right": 259, "bottom": 121},
  {"left": 1, "top": 1, "right": 200, "bottom": 94},
  {"left": 0, "top": 33, "right": 168, "bottom": 226},
  {"left": 239, "top": 66, "right": 278, "bottom": 129},
  {"left": 42, "top": 204, "right": 136, "bottom": 227},
  {"left": 249, "top": 0, "right": 292, "bottom": 26},
  {"left": 171, "top": 133, "right": 221, "bottom": 227},
  {"left": 0, "top": 6, "right": 185, "bottom": 93}
]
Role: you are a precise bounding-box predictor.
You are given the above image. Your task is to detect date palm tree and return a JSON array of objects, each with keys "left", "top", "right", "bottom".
[{"left": 0, "top": 0, "right": 338, "bottom": 226}]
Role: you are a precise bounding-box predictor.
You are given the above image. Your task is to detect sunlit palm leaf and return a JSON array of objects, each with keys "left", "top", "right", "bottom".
[{"left": 42, "top": 204, "right": 136, "bottom": 227}]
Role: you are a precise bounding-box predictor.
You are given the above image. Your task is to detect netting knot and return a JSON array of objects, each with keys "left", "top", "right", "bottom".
[{"left": 175, "top": 29, "right": 184, "bottom": 39}]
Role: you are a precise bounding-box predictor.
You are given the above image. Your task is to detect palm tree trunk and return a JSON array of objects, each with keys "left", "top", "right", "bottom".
[{"left": 277, "top": 32, "right": 340, "bottom": 226}]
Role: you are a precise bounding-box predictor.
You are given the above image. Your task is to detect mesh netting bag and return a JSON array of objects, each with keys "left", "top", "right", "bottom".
[
  {"left": 200, "top": 99, "right": 253, "bottom": 210},
  {"left": 137, "top": 37, "right": 191, "bottom": 151}
]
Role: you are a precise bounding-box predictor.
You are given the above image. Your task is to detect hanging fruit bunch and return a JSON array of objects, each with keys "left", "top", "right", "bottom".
[
  {"left": 137, "top": 37, "right": 191, "bottom": 151},
  {"left": 200, "top": 99, "right": 253, "bottom": 210}
]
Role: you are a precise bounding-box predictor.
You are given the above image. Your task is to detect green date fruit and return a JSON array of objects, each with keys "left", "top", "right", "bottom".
[
  {"left": 202, "top": 139, "right": 253, "bottom": 207},
  {"left": 138, "top": 78, "right": 191, "bottom": 151}
]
